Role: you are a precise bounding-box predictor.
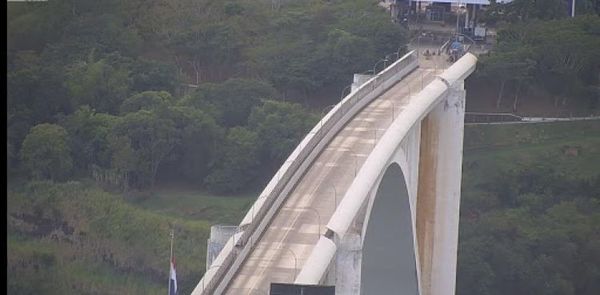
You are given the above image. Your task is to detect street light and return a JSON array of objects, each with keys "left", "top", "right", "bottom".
[
  {"left": 373, "top": 57, "right": 390, "bottom": 75},
  {"left": 456, "top": 3, "right": 465, "bottom": 40},
  {"left": 340, "top": 84, "right": 352, "bottom": 101},
  {"left": 320, "top": 104, "right": 336, "bottom": 129}
]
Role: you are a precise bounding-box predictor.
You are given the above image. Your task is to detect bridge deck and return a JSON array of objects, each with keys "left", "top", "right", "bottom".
[{"left": 224, "top": 55, "right": 447, "bottom": 295}]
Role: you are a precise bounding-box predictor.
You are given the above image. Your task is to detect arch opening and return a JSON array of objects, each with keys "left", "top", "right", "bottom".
[{"left": 360, "top": 163, "right": 419, "bottom": 294}]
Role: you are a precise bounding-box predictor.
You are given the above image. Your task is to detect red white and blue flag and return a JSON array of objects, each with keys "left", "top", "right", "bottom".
[{"left": 169, "top": 258, "right": 177, "bottom": 295}]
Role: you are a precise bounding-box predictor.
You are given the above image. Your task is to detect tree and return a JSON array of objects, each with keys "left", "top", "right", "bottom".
[
  {"left": 20, "top": 123, "right": 73, "bottom": 180},
  {"left": 170, "top": 21, "right": 244, "bottom": 83},
  {"left": 321, "top": 28, "right": 374, "bottom": 83},
  {"left": 130, "top": 59, "right": 179, "bottom": 93},
  {"left": 181, "top": 78, "right": 277, "bottom": 127},
  {"left": 65, "top": 52, "right": 132, "bottom": 114},
  {"left": 120, "top": 91, "right": 173, "bottom": 114},
  {"left": 107, "top": 134, "right": 136, "bottom": 191},
  {"left": 248, "top": 100, "right": 318, "bottom": 166},
  {"left": 475, "top": 15, "right": 600, "bottom": 111},
  {"left": 161, "top": 106, "right": 223, "bottom": 182},
  {"left": 204, "top": 127, "right": 260, "bottom": 194},
  {"left": 8, "top": 51, "right": 71, "bottom": 154},
  {"left": 111, "top": 110, "right": 179, "bottom": 188},
  {"left": 62, "top": 106, "right": 116, "bottom": 174},
  {"left": 528, "top": 16, "right": 600, "bottom": 106}
]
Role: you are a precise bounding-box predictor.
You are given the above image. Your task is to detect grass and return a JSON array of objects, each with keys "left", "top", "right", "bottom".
[
  {"left": 7, "top": 234, "right": 165, "bottom": 295},
  {"left": 462, "top": 120, "right": 600, "bottom": 196},
  {"left": 133, "top": 187, "right": 258, "bottom": 225}
]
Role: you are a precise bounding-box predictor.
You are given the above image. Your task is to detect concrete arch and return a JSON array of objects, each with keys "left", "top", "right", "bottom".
[{"left": 360, "top": 163, "right": 419, "bottom": 295}]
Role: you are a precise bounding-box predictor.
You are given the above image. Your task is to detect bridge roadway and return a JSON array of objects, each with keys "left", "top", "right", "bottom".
[{"left": 224, "top": 54, "right": 448, "bottom": 295}]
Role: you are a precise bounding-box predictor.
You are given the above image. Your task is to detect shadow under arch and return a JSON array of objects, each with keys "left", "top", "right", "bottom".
[{"left": 360, "top": 162, "right": 419, "bottom": 294}]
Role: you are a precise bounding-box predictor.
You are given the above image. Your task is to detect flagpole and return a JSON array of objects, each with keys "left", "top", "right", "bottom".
[{"left": 168, "top": 229, "right": 174, "bottom": 295}]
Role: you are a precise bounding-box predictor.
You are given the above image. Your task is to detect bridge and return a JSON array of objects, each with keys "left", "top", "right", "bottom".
[{"left": 192, "top": 49, "right": 478, "bottom": 294}]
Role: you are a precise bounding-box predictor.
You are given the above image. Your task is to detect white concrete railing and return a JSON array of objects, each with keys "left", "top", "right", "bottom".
[
  {"left": 192, "top": 50, "right": 419, "bottom": 295},
  {"left": 295, "top": 53, "right": 478, "bottom": 285}
]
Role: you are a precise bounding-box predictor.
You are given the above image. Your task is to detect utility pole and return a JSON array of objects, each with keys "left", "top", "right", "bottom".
[
  {"left": 168, "top": 229, "right": 174, "bottom": 295},
  {"left": 456, "top": 0, "right": 461, "bottom": 39},
  {"left": 572, "top": 0, "right": 576, "bottom": 18}
]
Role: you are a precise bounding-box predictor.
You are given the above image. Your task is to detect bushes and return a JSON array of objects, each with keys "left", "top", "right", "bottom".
[
  {"left": 20, "top": 123, "right": 73, "bottom": 181},
  {"left": 7, "top": 182, "right": 209, "bottom": 294}
]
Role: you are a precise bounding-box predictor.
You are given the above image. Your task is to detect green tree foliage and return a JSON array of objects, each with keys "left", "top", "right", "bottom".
[
  {"left": 170, "top": 21, "right": 245, "bottom": 83},
  {"left": 131, "top": 59, "right": 179, "bottom": 93},
  {"left": 247, "top": 0, "right": 407, "bottom": 95},
  {"left": 20, "top": 124, "right": 73, "bottom": 181},
  {"left": 162, "top": 106, "right": 223, "bottom": 182},
  {"left": 8, "top": 0, "right": 406, "bottom": 192},
  {"left": 477, "top": 15, "right": 600, "bottom": 110},
  {"left": 7, "top": 51, "right": 70, "bottom": 160},
  {"left": 483, "top": 0, "right": 600, "bottom": 24},
  {"left": 62, "top": 106, "right": 116, "bottom": 174},
  {"left": 65, "top": 53, "right": 132, "bottom": 114},
  {"left": 182, "top": 78, "right": 277, "bottom": 127},
  {"left": 7, "top": 181, "right": 209, "bottom": 294},
  {"left": 249, "top": 100, "right": 319, "bottom": 166},
  {"left": 120, "top": 91, "right": 173, "bottom": 114},
  {"left": 204, "top": 127, "right": 260, "bottom": 194},
  {"left": 111, "top": 110, "right": 179, "bottom": 189},
  {"left": 458, "top": 167, "right": 600, "bottom": 295}
]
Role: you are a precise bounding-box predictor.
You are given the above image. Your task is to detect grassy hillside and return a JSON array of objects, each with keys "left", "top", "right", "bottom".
[
  {"left": 7, "top": 181, "right": 213, "bottom": 294},
  {"left": 463, "top": 120, "right": 600, "bottom": 183}
]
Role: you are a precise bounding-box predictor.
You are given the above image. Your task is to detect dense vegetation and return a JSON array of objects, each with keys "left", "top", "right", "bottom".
[
  {"left": 473, "top": 0, "right": 600, "bottom": 112},
  {"left": 7, "top": 0, "right": 407, "bottom": 194},
  {"left": 458, "top": 121, "right": 600, "bottom": 295},
  {"left": 7, "top": 181, "right": 210, "bottom": 294}
]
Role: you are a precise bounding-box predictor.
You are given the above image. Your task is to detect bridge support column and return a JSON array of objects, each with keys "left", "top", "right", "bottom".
[
  {"left": 334, "top": 233, "right": 362, "bottom": 295},
  {"left": 416, "top": 82, "right": 466, "bottom": 295}
]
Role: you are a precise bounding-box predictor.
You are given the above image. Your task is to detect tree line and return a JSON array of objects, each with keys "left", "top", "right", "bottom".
[
  {"left": 474, "top": 1, "right": 600, "bottom": 112},
  {"left": 7, "top": 0, "right": 407, "bottom": 194}
]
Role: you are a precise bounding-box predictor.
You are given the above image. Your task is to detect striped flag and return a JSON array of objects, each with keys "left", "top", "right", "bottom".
[{"left": 169, "top": 258, "right": 177, "bottom": 295}]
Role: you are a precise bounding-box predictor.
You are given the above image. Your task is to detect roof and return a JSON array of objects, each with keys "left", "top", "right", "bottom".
[{"left": 413, "top": 0, "right": 514, "bottom": 4}]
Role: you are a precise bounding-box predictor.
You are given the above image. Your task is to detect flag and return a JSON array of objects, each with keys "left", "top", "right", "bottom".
[{"left": 169, "top": 258, "right": 177, "bottom": 295}]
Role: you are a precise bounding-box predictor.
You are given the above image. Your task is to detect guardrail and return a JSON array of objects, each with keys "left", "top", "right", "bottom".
[
  {"left": 464, "top": 112, "right": 600, "bottom": 125},
  {"left": 192, "top": 50, "right": 419, "bottom": 295}
]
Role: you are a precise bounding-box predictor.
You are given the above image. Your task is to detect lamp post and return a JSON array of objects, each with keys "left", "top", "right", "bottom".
[
  {"left": 373, "top": 57, "right": 389, "bottom": 75},
  {"left": 572, "top": 0, "right": 576, "bottom": 17},
  {"left": 320, "top": 104, "right": 336, "bottom": 129},
  {"left": 456, "top": 2, "right": 465, "bottom": 40},
  {"left": 340, "top": 84, "right": 352, "bottom": 101}
]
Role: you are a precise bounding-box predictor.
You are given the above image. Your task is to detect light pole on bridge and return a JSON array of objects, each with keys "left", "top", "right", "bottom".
[
  {"left": 340, "top": 84, "right": 352, "bottom": 101},
  {"left": 373, "top": 57, "right": 390, "bottom": 75},
  {"left": 455, "top": 2, "right": 466, "bottom": 41}
]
